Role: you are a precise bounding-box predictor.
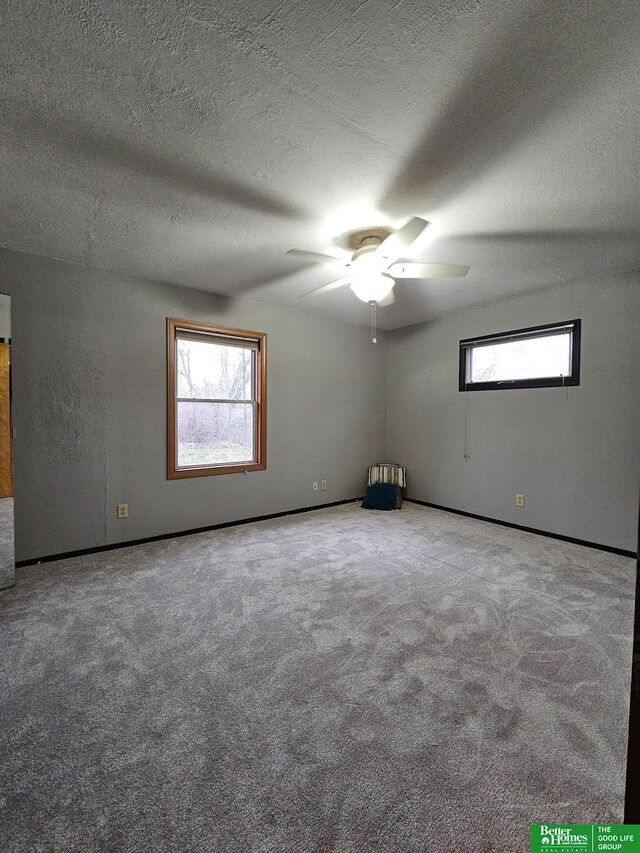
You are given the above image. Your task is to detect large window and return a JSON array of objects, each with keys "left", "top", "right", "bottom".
[
  {"left": 167, "top": 318, "right": 266, "bottom": 478},
  {"left": 459, "top": 319, "right": 581, "bottom": 391}
]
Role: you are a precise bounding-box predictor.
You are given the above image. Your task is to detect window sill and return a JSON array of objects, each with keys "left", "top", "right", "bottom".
[
  {"left": 168, "top": 461, "right": 267, "bottom": 479},
  {"left": 460, "top": 377, "right": 580, "bottom": 392}
]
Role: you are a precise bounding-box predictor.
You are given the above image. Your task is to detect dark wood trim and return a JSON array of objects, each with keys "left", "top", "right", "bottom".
[
  {"left": 570, "top": 316, "right": 581, "bottom": 386},
  {"left": 459, "top": 318, "right": 581, "bottom": 347},
  {"left": 166, "top": 318, "right": 267, "bottom": 479},
  {"left": 405, "top": 498, "right": 637, "bottom": 559},
  {"left": 624, "top": 502, "right": 640, "bottom": 822},
  {"left": 458, "top": 340, "right": 467, "bottom": 392},
  {"left": 14, "top": 498, "right": 363, "bottom": 569},
  {"left": 460, "top": 374, "right": 580, "bottom": 392},
  {"left": 459, "top": 318, "right": 581, "bottom": 392}
]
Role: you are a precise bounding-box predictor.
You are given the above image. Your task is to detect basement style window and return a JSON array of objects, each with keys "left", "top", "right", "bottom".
[
  {"left": 459, "top": 319, "right": 581, "bottom": 391},
  {"left": 167, "top": 318, "right": 266, "bottom": 478}
]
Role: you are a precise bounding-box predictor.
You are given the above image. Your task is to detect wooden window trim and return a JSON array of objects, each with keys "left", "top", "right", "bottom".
[{"left": 167, "top": 318, "right": 267, "bottom": 479}]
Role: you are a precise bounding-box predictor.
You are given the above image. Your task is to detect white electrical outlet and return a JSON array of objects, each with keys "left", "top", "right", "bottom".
[
  {"left": 321, "top": 480, "right": 328, "bottom": 491},
  {"left": 117, "top": 503, "right": 129, "bottom": 519},
  {"left": 312, "top": 482, "right": 319, "bottom": 492},
  {"left": 515, "top": 494, "right": 525, "bottom": 508}
]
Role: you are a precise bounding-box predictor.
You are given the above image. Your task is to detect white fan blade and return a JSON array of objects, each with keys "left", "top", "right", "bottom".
[
  {"left": 388, "top": 262, "right": 470, "bottom": 279},
  {"left": 376, "top": 217, "right": 429, "bottom": 261},
  {"left": 377, "top": 289, "right": 395, "bottom": 307},
  {"left": 287, "top": 249, "right": 345, "bottom": 265},
  {"left": 301, "top": 276, "right": 352, "bottom": 297}
]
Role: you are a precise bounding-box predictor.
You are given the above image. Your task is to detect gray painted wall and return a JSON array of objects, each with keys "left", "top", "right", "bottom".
[
  {"left": 1, "top": 245, "right": 638, "bottom": 562},
  {"left": 0, "top": 248, "right": 386, "bottom": 562},
  {"left": 386, "top": 274, "right": 640, "bottom": 552},
  {"left": 0, "top": 293, "right": 10, "bottom": 338}
]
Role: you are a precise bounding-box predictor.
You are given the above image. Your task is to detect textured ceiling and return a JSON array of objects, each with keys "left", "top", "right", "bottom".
[{"left": 1, "top": 0, "right": 640, "bottom": 329}]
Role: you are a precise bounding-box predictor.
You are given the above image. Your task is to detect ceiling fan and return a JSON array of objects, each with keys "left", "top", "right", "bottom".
[{"left": 287, "top": 217, "right": 469, "bottom": 308}]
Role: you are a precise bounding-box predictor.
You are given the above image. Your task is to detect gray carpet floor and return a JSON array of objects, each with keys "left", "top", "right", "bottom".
[{"left": 0, "top": 503, "right": 635, "bottom": 852}]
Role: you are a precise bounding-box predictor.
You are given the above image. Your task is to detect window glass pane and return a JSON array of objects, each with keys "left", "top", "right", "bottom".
[
  {"left": 470, "top": 333, "right": 571, "bottom": 383},
  {"left": 177, "top": 402, "right": 254, "bottom": 467},
  {"left": 177, "top": 338, "right": 252, "bottom": 400}
]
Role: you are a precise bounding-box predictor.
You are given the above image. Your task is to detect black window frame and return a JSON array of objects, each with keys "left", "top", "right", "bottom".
[{"left": 459, "top": 319, "right": 581, "bottom": 392}]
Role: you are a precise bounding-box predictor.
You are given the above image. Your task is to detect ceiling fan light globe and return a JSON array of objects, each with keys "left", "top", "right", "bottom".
[
  {"left": 351, "top": 246, "right": 382, "bottom": 273},
  {"left": 349, "top": 274, "right": 394, "bottom": 304}
]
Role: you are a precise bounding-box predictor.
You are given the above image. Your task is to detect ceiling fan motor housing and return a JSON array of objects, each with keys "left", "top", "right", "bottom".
[
  {"left": 350, "top": 242, "right": 381, "bottom": 264},
  {"left": 342, "top": 226, "right": 392, "bottom": 251}
]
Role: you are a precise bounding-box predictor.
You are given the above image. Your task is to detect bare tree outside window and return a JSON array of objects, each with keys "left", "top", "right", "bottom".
[
  {"left": 176, "top": 339, "right": 254, "bottom": 466},
  {"left": 470, "top": 335, "right": 571, "bottom": 383}
]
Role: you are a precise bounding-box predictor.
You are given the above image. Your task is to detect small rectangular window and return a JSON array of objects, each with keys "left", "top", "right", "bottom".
[
  {"left": 167, "top": 318, "right": 266, "bottom": 478},
  {"left": 459, "top": 319, "right": 580, "bottom": 391}
]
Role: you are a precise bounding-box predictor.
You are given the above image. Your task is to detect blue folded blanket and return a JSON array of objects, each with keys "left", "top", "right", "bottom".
[{"left": 361, "top": 483, "right": 398, "bottom": 511}]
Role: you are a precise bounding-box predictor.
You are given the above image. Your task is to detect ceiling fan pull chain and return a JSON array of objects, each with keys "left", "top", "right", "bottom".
[{"left": 371, "top": 300, "right": 377, "bottom": 344}]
